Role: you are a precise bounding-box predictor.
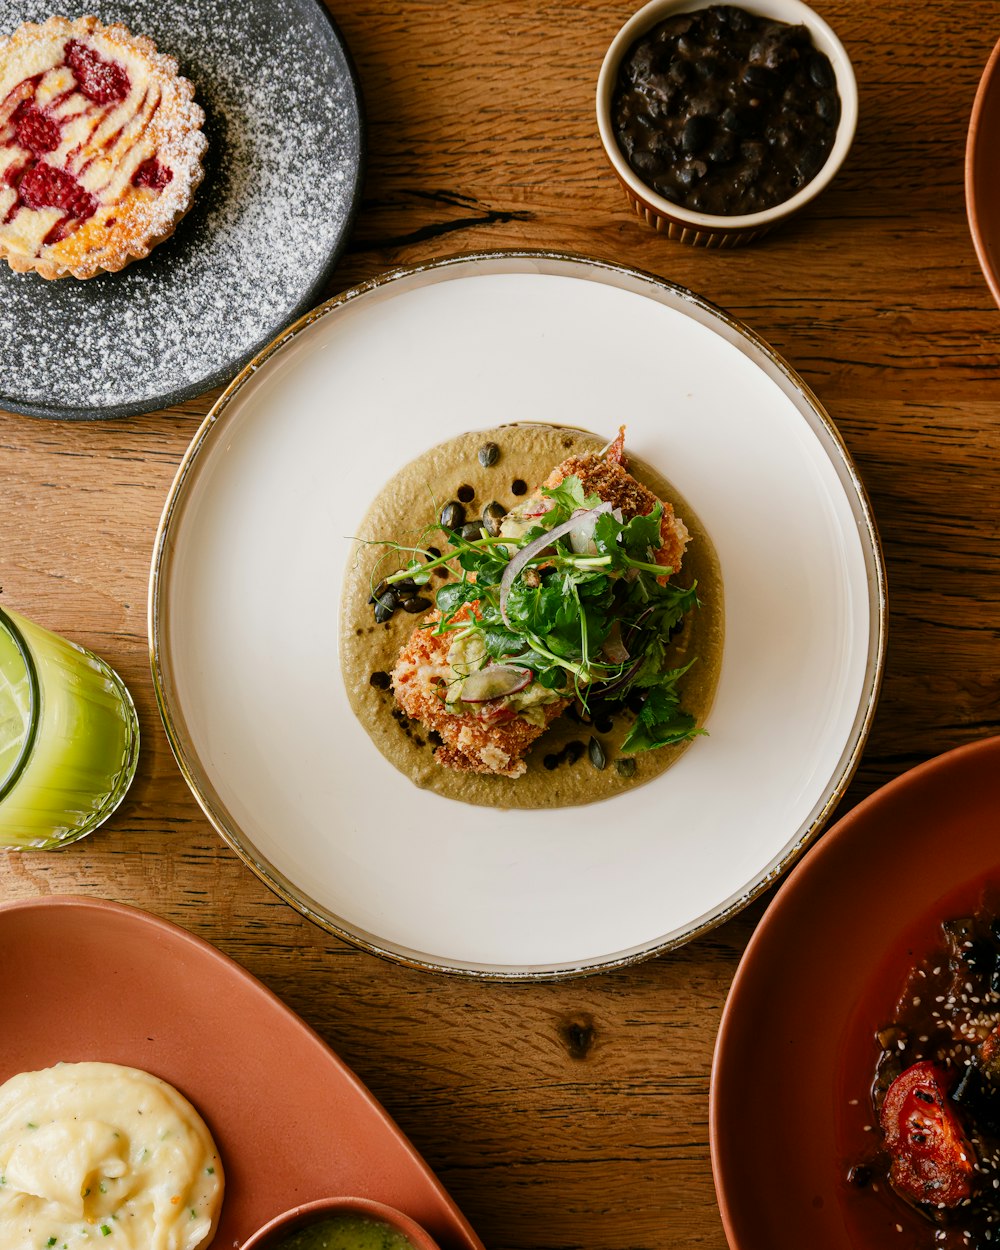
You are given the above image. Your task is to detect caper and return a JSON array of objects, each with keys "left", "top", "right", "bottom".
[
  {"left": 478, "top": 441, "right": 500, "bottom": 468},
  {"left": 440, "top": 501, "right": 466, "bottom": 531},
  {"left": 588, "top": 736, "right": 607, "bottom": 771},
  {"left": 482, "top": 501, "right": 506, "bottom": 537}
]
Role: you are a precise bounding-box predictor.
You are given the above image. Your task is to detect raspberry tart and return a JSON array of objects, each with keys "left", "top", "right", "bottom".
[{"left": 0, "top": 15, "right": 206, "bottom": 279}]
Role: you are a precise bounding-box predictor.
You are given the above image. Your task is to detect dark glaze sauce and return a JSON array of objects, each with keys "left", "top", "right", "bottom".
[
  {"left": 612, "top": 4, "right": 839, "bottom": 216},
  {"left": 864, "top": 902, "right": 1000, "bottom": 1247}
]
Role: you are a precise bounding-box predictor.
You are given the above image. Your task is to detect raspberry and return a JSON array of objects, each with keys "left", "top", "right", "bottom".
[
  {"left": 18, "top": 163, "right": 96, "bottom": 220},
  {"left": 65, "top": 38, "right": 130, "bottom": 105},
  {"left": 133, "top": 157, "right": 173, "bottom": 191},
  {"left": 13, "top": 103, "right": 61, "bottom": 155}
]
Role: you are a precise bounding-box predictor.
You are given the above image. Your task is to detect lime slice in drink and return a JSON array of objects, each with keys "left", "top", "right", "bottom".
[{"left": 0, "top": 624, "right": 33, "bottom": 790}]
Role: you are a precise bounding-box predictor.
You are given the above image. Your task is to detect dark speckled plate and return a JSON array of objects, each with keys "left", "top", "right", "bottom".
[{"left": 0, "top": 0, "right": 363, "bottom": 420}]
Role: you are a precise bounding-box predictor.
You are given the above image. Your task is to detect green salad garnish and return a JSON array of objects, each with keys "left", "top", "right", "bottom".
[{"left": 373, "top": 474, "right": 704, "bottom": 753}]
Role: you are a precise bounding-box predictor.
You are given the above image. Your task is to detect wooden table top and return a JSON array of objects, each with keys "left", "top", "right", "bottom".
[{"left": 2, "top": 2, "right": 999, "bottom": 1247}]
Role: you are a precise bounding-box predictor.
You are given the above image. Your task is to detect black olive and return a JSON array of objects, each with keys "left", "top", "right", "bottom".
[
  {"left": 742, "top": 63, "right": 776, "bottom": 90},
  {"left": 815, "top": 93, "right": 839, "bottom": 125},
  {"left": 632, "top": 150, "right": 663, "bottom": 176},
  {"left": 808, "top": 52, "right": 835, "bottom": 89},
  {"left": 681, "top": 114, "right": 713, "bottom": 154}
]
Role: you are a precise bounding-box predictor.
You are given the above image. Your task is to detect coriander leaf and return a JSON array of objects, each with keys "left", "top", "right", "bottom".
[
  {"left": 540, "top": 474, "right": 602, "bottom": 520},
  {"left": 618, "top": 504, "right": 663, "bottom": 558},
  {"left": 620, "top": 679, "right": 702, "bottom": 753}
]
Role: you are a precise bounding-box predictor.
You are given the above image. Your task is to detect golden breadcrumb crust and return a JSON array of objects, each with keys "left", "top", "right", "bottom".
[
  {"left": 391, "top": 609, "right": 569, "bottom": 777},
  {"left": 544, "top": 450, "right": 689, "bottom": 577}
]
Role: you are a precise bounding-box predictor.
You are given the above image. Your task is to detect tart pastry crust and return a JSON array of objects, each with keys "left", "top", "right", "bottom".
[{"left": 0, "top": 14, "right": 206, "bottom": 279}]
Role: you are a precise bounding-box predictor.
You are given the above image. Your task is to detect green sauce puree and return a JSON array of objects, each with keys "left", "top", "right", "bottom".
[{"left": 272, "top": 1213, "right": 416, "bottom": 1250}]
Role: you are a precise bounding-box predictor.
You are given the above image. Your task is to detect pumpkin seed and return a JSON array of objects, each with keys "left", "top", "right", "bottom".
[
  {"left": 482, "top": 501, "right": 506, "bottom": 537},
  {"left": 440, "top": 501, "right": 466, "bottom": 531}
]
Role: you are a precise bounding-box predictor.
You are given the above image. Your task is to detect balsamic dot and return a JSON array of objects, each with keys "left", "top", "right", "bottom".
[
  {"left": 511, "top": 479, "right": 527, "bottom": 496},
  {"left": 457, "top": 484, "right": 475, "bottom": 503}
]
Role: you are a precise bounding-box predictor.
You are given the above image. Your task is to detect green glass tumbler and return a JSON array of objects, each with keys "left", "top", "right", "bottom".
[{"left": 0, "top": 605, "right": 139, "bottom": 849}]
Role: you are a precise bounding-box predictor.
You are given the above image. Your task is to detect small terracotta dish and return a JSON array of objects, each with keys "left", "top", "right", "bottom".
[
  {"left": 711, "top": 735, "right": 1000, "bottom": 1250},
  {"left": 966, "top": 34, "right": 1000, "bottom": 306},
  {"left": 596, "top": 0, "right": 858, "bottom": 246},
  {"left": 242, "top": 1196, "right": 442, "bottom": 1250}
]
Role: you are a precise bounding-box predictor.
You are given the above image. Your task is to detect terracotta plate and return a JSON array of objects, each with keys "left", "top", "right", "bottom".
[
  {"left": 966, "top": 34, "right": 1000, "bottom": 308},
  {"left": 711, "top": 735, "right": 1000, "bottom": 1250},
  {"left": 0, "top": 896, "right": 483, "bottom": 1250}
]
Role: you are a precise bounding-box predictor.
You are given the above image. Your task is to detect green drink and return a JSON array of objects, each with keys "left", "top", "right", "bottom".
[{"left": 0, "top": 606, "right": 139, "bottom": 849}]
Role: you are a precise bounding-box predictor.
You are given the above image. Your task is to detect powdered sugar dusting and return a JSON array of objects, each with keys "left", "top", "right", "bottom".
[{"left": 0, "top": 0, "right": 362, "bottom": 417}]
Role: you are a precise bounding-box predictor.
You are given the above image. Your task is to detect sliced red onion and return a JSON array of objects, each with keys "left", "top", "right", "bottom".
[
  {"left": 568, "top": 505, "right": 623, "bottom": 554},
  {"left": 592, "top": 655, "right": 642, "bottom": 698},
  {"left": 460, "top": 665, "right": 533, "bottom": 703},
  {"left": 500, "top": 502, "right": 613, "bottom": 626}
]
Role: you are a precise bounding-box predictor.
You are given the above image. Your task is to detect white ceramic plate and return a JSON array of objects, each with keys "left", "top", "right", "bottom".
[{"left": 149, "top": 251, "right": 885, "bottom": 979}]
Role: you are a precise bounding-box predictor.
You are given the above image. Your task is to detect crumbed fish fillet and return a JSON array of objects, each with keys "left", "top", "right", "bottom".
[
  {"left": 392, "top": 608, "right": 568, "bottom": 777},
  {"left": 390, "top": 435, "right": 688, "bottom": 777}
]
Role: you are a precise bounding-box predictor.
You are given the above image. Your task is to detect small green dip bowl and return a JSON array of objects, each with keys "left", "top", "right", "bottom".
[{"left": 241, "top": 1197, "right": 442, "bottom": 1250}]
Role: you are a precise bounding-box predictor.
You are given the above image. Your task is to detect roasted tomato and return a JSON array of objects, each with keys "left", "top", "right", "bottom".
[{"left": 880, "top": 1060, "right": 976, "bottom": 1208}]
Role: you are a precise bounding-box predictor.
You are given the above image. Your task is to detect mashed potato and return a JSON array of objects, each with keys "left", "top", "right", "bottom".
[{"left": 0, "top": 1061, "right": 223, "bottom": 1250}]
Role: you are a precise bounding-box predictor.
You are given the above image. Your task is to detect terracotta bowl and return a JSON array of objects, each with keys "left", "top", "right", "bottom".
[
  {"left": 966, "top": 34, "right": 1000, "bottom": 306},
  {"left": 242, "top": 1196, "right": 442, "bottom": 1250},
  {"left": 710, "top": 735, "right": 1000, "bottom": 1249},
  {"left": 596, "top": 0, "right": 858, "bottom": 246}
]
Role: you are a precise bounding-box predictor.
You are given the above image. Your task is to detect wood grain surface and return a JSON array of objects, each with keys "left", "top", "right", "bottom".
[{"left": 2, "top": 2, "right": 999, "bottom": 1247}]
